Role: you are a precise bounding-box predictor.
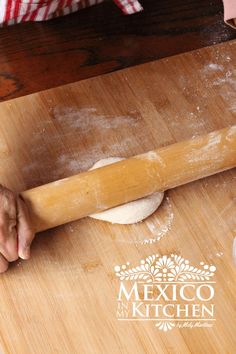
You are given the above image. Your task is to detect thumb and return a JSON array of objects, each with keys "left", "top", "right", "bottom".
[{"left": 17, "top": 197, "right": 35, "bottom": 260}]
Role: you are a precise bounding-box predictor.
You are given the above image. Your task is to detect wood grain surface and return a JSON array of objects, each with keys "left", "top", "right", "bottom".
[
  {"left": 20, "top": 126, "right": 236, "bottom": 232},
  {"left": 0, "top": 40, "right": 235, "bottom": 353},
  {"left": 0, "top": 0, "right": 236, "bottom": 101}
]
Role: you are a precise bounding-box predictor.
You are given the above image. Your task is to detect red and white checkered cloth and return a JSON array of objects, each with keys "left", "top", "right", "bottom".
[{"left": 0, "top": 0, "right": 143, "bottom": 25}]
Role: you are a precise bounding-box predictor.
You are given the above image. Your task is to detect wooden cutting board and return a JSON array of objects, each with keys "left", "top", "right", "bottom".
[{"left": 0, "top": 40, "right": 235, "bottom": 354}]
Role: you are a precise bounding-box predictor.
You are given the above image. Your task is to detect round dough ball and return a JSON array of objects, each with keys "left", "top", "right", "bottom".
[{"left": 88, "top": 157, "right": 164, "bottom": 224}]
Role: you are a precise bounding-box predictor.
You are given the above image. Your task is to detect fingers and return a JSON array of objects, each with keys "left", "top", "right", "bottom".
[
  {"left": 0, "top": 185, "right": 35, "bottom": 272},
  {"left": 0, "top": 253, "right": 9, "bottom": 273},
  {"left": 0, "top": 186, "right": 18, "bottom": 262},
  {"left": 0, "top": 220, "right": 18, "bottom": 262},
  {"left": 17, "top": 197, "right": 35, "bottom": 260}
]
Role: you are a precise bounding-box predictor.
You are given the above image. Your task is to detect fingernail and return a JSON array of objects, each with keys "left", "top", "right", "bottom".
[{"left": 19, "top": 246, "right": 30, "bottom": 260}]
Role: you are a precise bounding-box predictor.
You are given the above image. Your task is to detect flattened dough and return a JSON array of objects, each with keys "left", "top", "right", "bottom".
[{"left": 88, "top": 157, "right": 164, "bottom": 224}]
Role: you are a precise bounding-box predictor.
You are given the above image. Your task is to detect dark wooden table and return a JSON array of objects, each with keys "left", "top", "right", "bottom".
[{"left": 0, "top": 0, "right": 235, "bottom": 101}]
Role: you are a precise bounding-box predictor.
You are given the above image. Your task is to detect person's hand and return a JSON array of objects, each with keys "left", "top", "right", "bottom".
[{"left": 0, "top": 185, "right": 35, "bottom": 273}]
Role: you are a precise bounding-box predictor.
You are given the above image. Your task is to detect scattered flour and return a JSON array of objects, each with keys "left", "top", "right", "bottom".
[
  {"left": 215, "top": 252, "right": 224, "bottom": 258},
  {"left": 114, "top": 195, "right": 174, "bottom": 245},
  {"left": 52, "top": 107, "right": 140, "bottom": 132},
  {"left": 207, "top": 63, "right": 224, "bottom": 71},
  {"left": 229, "top": 102, "right": 236, "bottom": 113},
  {"left": 21, "top": 107, "right": 147, "bottom": 183},
  {"left": 142, "top": 196, "right": 174, "bottom": 245}
]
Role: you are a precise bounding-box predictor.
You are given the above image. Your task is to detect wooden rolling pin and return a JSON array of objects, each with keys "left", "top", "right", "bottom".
[{"left": 21, "top": 126, "right": 236, "bottom": 232}]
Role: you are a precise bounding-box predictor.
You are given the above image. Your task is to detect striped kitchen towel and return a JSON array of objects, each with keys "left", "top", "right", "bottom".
[{"left": 0, "top": 0, "right": 143, "bottom": 25}]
